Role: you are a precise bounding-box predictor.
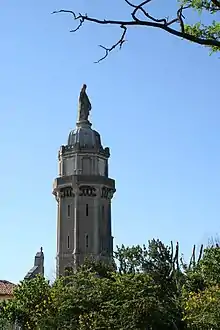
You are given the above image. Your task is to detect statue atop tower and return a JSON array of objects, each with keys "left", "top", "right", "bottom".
[{"left": 78, "top": 84, "right": 92, "bottom": 122}]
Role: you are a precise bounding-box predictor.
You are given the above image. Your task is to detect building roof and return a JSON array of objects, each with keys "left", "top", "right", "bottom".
[
  {"left": 24, "top": 265, "right": 38, "bottom": 280},
  {"left": 0, "top": 280, "right": 16, "bottom": 296}
]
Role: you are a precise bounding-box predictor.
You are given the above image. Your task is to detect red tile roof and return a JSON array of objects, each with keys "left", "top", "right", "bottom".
[{"left": 0, "top": 280, "right": 16, "bottom": 296}]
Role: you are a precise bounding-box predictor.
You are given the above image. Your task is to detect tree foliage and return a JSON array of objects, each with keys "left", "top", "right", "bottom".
[
  {"left": 1, "top": 239, "right": 220, "bottom": 329},
  {"left": 182, "top": 245, "right": 220, "bottom": 329},
  {"left": 53, "top": 0, "right": 220, "bottom": 62},
  {"left": 0, "top": 275, "right": 54, "bottom": 329}
]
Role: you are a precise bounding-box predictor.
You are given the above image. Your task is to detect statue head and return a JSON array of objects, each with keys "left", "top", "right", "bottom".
[{"left": 82, "top": 84, "right": 87, "bottom": 92}]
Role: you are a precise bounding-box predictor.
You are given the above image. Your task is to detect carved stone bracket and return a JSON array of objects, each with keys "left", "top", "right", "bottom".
[
  {"left": 101, "top": 186, "right": 114, "bottom": 199},
  {"left": 79, "top": 185, "right": 96, "bottom": 197},
  {"left": 60, "top": 186, "right": 74, "bottom": 198}
]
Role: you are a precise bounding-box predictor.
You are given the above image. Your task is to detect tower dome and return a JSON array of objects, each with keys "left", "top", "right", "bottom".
[{"left": 67, "top": 121, "right": 102, "bottom": 150}]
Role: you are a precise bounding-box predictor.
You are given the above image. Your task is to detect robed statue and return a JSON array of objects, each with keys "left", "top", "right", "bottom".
[{"left": 78, "top": 84, "right": 92, "bottom": 122}]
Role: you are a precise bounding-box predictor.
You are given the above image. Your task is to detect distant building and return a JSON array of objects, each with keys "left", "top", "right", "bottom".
[
  {"left": 24, "top": 247, "right": 44, "bottom": 280},
  {"left": 53, "top": 85, "right": 116, "bottom": 276},
  {"left": 0, "top": 282, "right": 19, "bottom": 330},
  {"left": 0, "top": 280, "right": 16, "bottom": 301}
]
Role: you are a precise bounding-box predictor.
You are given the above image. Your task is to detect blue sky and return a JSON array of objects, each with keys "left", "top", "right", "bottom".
[{"left": 0, "top": 0, "right": 219, "bottom": 283}]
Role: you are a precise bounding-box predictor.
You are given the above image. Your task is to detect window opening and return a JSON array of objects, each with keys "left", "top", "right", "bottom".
[
  {"left": 67, "top": 204, "right": 70, "bottom": 217},
  {"left": 85, "top": 234, "right": 89, "bottom": 248}
]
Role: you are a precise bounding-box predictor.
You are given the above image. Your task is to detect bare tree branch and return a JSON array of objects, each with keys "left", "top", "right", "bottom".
[
  {"left": 52, "top": 1, "right": 220, "bottom": 62},
  {"left": 70, "top": 18, "right": 83, "bottom": 33},
  {"left": 177, "top": 6, "right": 189, "bottom": 33},
  {"left": 95, "top": 25, "right": 127, "bottom": 63}
]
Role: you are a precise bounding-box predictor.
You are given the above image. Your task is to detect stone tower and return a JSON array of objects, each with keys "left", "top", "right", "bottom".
[{"left": 53, "top": 85, "right": 116, "bottom": 276}]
